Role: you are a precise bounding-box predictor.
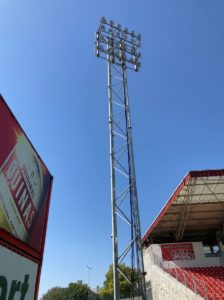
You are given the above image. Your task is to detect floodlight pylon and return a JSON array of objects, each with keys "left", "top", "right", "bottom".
[{"left": 95, "top": 17, "right": 147, "bottom": 300}]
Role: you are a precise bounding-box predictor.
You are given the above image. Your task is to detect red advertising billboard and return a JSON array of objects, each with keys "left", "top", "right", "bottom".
[
  {"left": 0, "top": 94, "right": 53, "bottom": 299},
  {"left": 0, "top": 95, "right": 52, "bottom": 253},
  {"left": 161, "top": 243, "right": 195, "bottom": 261}
]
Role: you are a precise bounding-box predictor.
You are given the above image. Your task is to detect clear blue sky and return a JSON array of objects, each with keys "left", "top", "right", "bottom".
[{"left": 1, "top": 0, "right": 224, "bottom": 298}]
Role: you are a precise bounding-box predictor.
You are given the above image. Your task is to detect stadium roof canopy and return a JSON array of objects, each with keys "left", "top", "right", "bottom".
[{"left": 142, "top": 170, "right": 224, "bottom": 246}]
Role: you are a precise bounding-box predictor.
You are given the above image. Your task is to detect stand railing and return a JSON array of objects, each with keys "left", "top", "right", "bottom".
[{"left": 151, "top": 253, "right": 208, "bottom": 300}]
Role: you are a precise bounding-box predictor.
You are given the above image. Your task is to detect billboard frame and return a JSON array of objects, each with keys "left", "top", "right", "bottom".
[{"left": 0, "top": 94, "right": 53, "bottom": 300}]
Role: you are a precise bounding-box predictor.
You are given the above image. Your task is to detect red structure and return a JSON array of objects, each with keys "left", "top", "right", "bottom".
[
  {"left": 0, "top": 95, "right": 53, "bottom": 300},
  {"left": 142, "top": 170, "right": 224, "bottom": 300}
]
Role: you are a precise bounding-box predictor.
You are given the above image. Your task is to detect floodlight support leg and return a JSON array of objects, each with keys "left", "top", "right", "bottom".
[
  {"left": 122, "top": 65, "right": 147, "bottom": 300},
  {"left": 108, "top": 54, "right": 120, "bottom": 300}
]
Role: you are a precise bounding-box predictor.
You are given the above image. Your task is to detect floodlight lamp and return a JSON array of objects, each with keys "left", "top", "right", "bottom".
[
  {"left": 117, "top": 24, "right": 121, "bottom": 30},
  {"left": 131, "top": 31, "right": 135, "bottom": 37},
  {"left": 101, "top": 17, "right": 106, "bottom": 24},
  {"left": 134, "top": 63, "right": 140, "bottom": 72},
  {"left": 137, "top": 34, "right": 141, "bottom": 41},
  {"left": 108, "top": 38, "right": 113, "bottom": 45},
  {"left": 110, "top": 20, "right": 114, "bottom": 26},
  {"left": 120, "top": 43, "right": 126, "bottom": 50},
  {"left": 124, "top": 27, "right": 128, "bottom": 34},
  {"left": 95, "top": 39, "right": 100, "bottom": 47},
  {"left": 100, "top": 25, "right": 105, "bottom": 32}
]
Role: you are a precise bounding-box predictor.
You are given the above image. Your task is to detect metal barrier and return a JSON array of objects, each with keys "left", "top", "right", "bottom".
[{"left": 151, "top": 253, "right": 208, "bottom": 300}]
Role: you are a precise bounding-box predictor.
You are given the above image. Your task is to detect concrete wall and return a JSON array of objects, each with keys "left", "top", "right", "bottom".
[
  {"left": 143, "top": 247, "right": 204, "bottom": 300},
  {"left": 148, "top": 264, "right": 203, "bottom": 300}
]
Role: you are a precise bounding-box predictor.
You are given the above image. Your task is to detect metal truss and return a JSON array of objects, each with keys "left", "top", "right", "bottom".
[
  {"left": 108, "top": 58, "right": 146, "bottom": 300},
  {"left": 96, "top": 17, "right": 147, "bottom": 300},
  {"left": 176, "top": 178, "right": 196, "bottom": 241}
]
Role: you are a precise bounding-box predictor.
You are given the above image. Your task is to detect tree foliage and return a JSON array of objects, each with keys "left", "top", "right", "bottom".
[
  {"left": 67, "top": 282, "right": 89, "bottom": 299},
  {"left": 41, "top": 282, "right": 92, "bottom": 300},
  {"left": 41, "top": 265, "right": 138, "bottom": 300},
  {"left": 100, "top": 264, "right": 138, "bottom": 299},
  {"left": 40, "top": 287, "right": 66, "bottom": 300}
]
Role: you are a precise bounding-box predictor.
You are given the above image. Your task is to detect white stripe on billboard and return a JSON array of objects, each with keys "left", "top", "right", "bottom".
[{"left": 0, "top": 244, "right": 38, "bottom": 300}]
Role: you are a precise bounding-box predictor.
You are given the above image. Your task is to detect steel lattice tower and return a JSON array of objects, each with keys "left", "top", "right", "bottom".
[{"left": 95, "top": 17, "right": 147, "bottom": 300}]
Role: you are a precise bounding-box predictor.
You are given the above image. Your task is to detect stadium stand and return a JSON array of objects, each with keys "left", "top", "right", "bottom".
[{"left": 142, "top": 170, "right": 224, "bottom": 300}]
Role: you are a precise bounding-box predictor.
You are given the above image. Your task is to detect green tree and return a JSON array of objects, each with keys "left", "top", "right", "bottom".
[
  {"left": 40, "top": 287, "right": 66, "bottom": 300},
  {"left": 100, "top": 264, "right": 138, "bottom": 299},
  {"left": 67, "top": 282, "right": 89, "bottom": 300},
  {"left": 41, "top": 282, "right": 92, "bottom": 300}
]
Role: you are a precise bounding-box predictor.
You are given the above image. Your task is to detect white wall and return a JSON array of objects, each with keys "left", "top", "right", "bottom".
[
  {"left": 143, "top": 247, "right": 204, "bottom": 300},
  {"left": 148, "top": 241, "right": 221, "bottom": 268}
]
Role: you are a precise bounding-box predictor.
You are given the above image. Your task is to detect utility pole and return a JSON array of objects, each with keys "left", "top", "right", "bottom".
[
  {"left": 95, "top": 17, "right": 147, "bottom": 300},
  {"left": 86, "top": 266, "right": 92, "bottom": 300}
]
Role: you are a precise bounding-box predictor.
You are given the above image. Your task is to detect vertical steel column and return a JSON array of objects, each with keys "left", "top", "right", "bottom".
[
  {"left": 108, "top": 50, "right": 120, "bottom": 300},
  {"left": 122, "top": 65, "right": 146, "bottom": 299}
]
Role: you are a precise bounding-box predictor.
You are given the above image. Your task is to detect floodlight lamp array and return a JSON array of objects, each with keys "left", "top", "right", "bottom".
[{"left": 95, "top": 17, "right": 142, "bottom": 72}]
